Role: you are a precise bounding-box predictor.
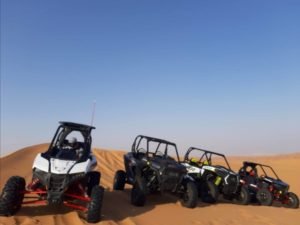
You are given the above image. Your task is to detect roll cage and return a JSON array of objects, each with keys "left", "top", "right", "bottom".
[
  {"left": 184, "top": 147, "right": 232, "bottom": 170},
  {"left": 131, "top": 135, "right": 180, "bottom": 162},
  {"left": 42, "top": 121, "right": 95, "bottom": 161},
  {"left": 241, "top": 161, "right": 280, "bottom": 180}
]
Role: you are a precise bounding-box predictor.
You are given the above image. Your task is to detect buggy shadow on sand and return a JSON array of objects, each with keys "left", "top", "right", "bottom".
[
  {"left": 113, "top": 135, "right": 198, "bottom": 208},
  {"left": 239, "top": 161, "right": 299, "bottom": 208},
  {"left": 0, "top": 122, "right": 104, "bottom": 223}
]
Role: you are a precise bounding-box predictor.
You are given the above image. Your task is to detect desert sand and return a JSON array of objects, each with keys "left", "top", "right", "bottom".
[{"left": 0, "top": 144, "right": 299, "bottom": 225}]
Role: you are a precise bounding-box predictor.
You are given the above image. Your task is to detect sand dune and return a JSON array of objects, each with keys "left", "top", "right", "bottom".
[{"left": 0, "top": 144, "right": 300, "bottom": 225}]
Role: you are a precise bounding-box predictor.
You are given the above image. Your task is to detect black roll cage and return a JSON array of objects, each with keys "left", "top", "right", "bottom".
[
  {"left": 45, "top": 121, "right": 95, "bottom": 156},
  {"left": 131, "top": 135, "right": 180, "bottom": 162},
  {"left": 184, "top": 147, "right": 232, "bottom": 170},
  {"left": 242, "top": 161, "right": 280, "bottom": 180}
]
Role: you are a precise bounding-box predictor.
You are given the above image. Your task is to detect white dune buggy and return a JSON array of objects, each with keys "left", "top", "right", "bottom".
[{"left": 0, "top": 122, "right": 104, "bottom": 223}]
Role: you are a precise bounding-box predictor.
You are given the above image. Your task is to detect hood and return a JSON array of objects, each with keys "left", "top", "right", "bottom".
[
  {"left": 212, "top": 165, "right": 238, "bottom": 178},
  {"left": 50, "top": 158, "right": 77, "bottom": 174},
  {"left": 263, "top": 176, "right": 289, "bottom": 189}
]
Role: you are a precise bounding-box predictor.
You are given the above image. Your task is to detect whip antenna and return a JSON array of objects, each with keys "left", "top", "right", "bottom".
[{"left": 90, "top": 100, "right": 96, "bottom": 126}]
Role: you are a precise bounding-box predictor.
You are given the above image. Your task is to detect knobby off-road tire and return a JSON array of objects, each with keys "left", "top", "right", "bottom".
[
  {"left": 256, "top": 188, "right": 273, "bottom": 206},
  {"left": 87, "top": 171, "right": 101, "bottom": 197},
  {"left": 181, "top": 181, "right": 198, "bottom": 208},
  {"left": 205, "top": 180, "right": 219, "bottom": 203},
  {"left": 113, "top": 170, "right": 126, "bottom": 190},
  {"left": 131, "top": 178, "right": 146, "bottom": 207},
  {"left": 0, "top": 176, "right": 26, "bottom": 216},
  {"left": 235, "top": 186, "right": 250, "bottom": 205},
  {"left": 285, "top": 192, "right": 299, "bottom": 209},
  {"left": 87, "top": 185, "right": 104, "bottom": 223},
  {"left": 198, "top": 181, "right": 214, "bottom": 204}
]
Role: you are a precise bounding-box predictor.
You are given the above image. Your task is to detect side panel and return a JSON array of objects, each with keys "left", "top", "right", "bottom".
[
  {"left": 32, "top": 153, "right": 49, "bottom": 172},
  {"left": 124, "top": 153, "right": 136, "bottom": 184},
  {"left": 181, "top": 162, "right": 202, "bottom": 174},
  {"left": 69, "top": 156, "right": 97, "bottom": 174},
  {"left": 202, "top": 165, "right": 217, "bottom": 172}
]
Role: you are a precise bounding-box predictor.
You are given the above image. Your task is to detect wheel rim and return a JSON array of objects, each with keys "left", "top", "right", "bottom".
[
  {"left": 183, "top": 190, "right": 189, "bottom": 202},
  {"left": 207, "top": 184, "right": 214, "bottom": 196},
  {"left": 288, "top": 196, "right": 295, "bottom": 206},
  {"left": 260, "top": 192, "right": 267, "bottom": 201},
  {"left": 239, "top": 191, "right": 245, "bottom": 200}
]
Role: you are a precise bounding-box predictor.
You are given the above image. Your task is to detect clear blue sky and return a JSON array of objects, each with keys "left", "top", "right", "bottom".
[{"left": 1, "top": 0, "right": 300, "bottom": 156}]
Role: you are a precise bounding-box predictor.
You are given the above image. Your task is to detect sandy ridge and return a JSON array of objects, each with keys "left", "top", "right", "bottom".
[{"left": 0, "top": 144, "right": 299, "bottom": 225}]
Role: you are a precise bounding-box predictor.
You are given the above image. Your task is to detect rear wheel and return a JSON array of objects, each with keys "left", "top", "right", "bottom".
[
  {"left": 131, "top": 179, "right": 146, "bottom": 207},
  {"left": 87, "top": 185, "right": 104, "bottom": 223},
  {"left": 113, "top": 170, "right": 126, "bottom": 190},
  {"left": 256, "top": 188, "right": 273, "bottom": 206},
  {"left": 0, "top": 176, "right": 26, "bottom": 216},
  {"left": 181, "top": 182, "right": 198, "bottom": 208},
  {"left": 235, "top": 186, "right": 250, "bottom": 205},
  {"left": 87, "top": 171, "right": 101, "bottom": 196},
  {"left": 285, "top": 192, "right": 299, "bottom": 208}
]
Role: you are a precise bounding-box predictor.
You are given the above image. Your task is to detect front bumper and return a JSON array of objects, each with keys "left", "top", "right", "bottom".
[{"left": 32, "top": 169, "right": 85, "bottom": 204}]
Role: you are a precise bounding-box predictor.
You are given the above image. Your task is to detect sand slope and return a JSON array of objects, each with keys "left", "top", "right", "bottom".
[{"left": 0, "top": 144, "right": 300, "bottom": 225}]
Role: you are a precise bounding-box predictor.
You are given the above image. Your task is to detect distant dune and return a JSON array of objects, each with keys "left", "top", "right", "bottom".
[{"left": 0, "top": 144, "right": 300, "bottom": 225}]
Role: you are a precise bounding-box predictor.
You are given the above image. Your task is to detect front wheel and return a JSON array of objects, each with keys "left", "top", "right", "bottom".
[
  {"left": 87, "top": 171, "right": 101, "bottom": 196},
  {"left": 206, "top": 180, "right": 219, "bottom": 203},
  {"left": 131, "top": 180, "right": 146, "bottom": 207},
  {"left": 285, "top": 192, "right": 299, "bottom": 208},
  {"left": 235, "top": 186, "right": 250, "bottom": 205},
  {"left": 0, "top": 176, "right": 26, "bottom": 216},
  {"left": 87, "top": 185, "right": 104, "bottom": 223},
  {"left": 181, "top": 182, "right": 198, "bottom": 208},
  {"left": 256, "top": 188, "right": 273, "bottom": 206},
  {"left": 113, "top": 170, "right": 126, "bottom": 190}
]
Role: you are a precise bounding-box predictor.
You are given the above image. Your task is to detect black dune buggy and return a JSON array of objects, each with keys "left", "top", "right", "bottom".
[
  {"left": 239, "top": 161, "right": 299, "bottom": 208},
  {"left": 182, "top": 147, "right": 250, "bottom": 205},
  {"left": 0, "top": 121, "right": 104, "bottom": 223},
  {"left": 113, "top": 135, "right": 198, "bottom": 208}
]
